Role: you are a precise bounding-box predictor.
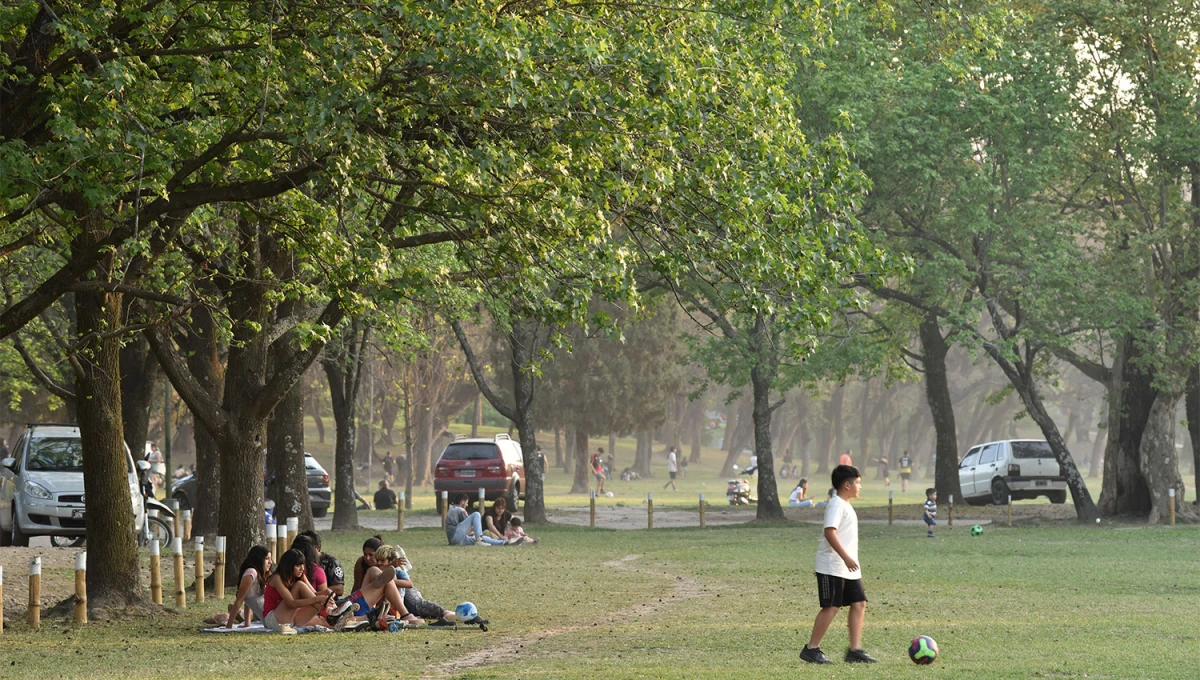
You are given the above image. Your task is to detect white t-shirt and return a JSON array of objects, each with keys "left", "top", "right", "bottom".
[
  {"left": 667, "top": 452, "right": 678, "bottom": 472},
  {"left": 749, "top": 455, "right": 758, "bottom": 468},
  {"left": 815, "top": 495, "right": 860, "bottom": 580},
  {"left": 789, "top": 486, "right": 804, "bottom": 503}
]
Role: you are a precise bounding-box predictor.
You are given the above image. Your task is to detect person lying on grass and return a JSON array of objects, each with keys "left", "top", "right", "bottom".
[
  {"left": 263, "top": 548, "right": 353, "bottom": 634},
  {"left": 382, "top": 547, "right": 488, "bottom": 627},
  {"left": 339, "top": 544, "right": 423, "bottom": 629},
  {"left": 350, "top": 534, "right": 384, "bottom": 592}
]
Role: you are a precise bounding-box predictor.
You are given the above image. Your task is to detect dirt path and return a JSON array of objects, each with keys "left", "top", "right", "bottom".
[{"left": 420, "top": 554, "right": 705, "bottom": 679}]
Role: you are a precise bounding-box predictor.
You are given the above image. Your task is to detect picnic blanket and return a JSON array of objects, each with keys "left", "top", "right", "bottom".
[{"left": 200, "top": 623, "right": 332, "bottom": 634}]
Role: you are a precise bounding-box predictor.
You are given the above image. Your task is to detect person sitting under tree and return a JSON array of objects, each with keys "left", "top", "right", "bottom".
[
  {"left": 445, "top": 494, "right": 507, "bottom": 546},
  {"left": 374, "top": 479, "right": 397, "bottom": 510}
]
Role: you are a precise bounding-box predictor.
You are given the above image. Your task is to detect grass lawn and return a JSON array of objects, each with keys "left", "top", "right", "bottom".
[{"left": 2, "top": 516, "right": 1196, "bottom": 678}]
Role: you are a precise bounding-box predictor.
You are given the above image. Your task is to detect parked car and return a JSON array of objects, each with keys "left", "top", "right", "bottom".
[
  {"left": 0, "top": 423, "right": 145, "bottom": 546},
  {"left": 433, "top": 433, "right": 525, "bottom": 513},
  {"left": 170, "top": 452, "right": 332, "bottom": 518},
  {"left": 958, "top": 439, "right": 1068, "bottom": 505}
]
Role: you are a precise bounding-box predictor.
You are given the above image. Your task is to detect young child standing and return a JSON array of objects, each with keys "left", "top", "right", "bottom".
[
  {"left": 923, "top": 488, "right": 937, "bottom": 538},
  {"left": 800, "top": 465, "right": 877, "bottom": 664}
]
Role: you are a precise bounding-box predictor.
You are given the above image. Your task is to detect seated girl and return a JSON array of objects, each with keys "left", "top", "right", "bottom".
[
  {"left": 483, "top": 497, "right": 513, "bottom": 539},
  {"left": 350, "top": 534, "right": 383, "bottom": 592},
  {"left": 224, "top": 545, "right": 271, "bottom": 628},
  {"left": 290, "top": 536, "right": 329, "bottom": 595},
  {"left": 263, "top": 549, "right": 353, "bottom": 633},
  {"left": 788, "top": 479, "right": 815, "bottom": 508},
  {"left": 503, "top": 517, "right": 539, "bottom": 545}
]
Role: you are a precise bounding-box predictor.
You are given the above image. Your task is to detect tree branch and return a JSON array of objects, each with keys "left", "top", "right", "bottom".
[
  {"left": 251, "top": 297, "right": 346, "bottom": 424},
  {"left": 145, "top": 323, "right": 227, "bottom": 439},
  {"left": 450, "top": 319, "right": 517, "bottom": 422},
  {"left": 11, "top": 335, "right": 76, "bottom": 401}
]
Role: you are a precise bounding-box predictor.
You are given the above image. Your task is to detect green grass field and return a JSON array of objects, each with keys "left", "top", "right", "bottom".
[{"left": 2, "top": 515, "right": 1196, "bottom": 678}]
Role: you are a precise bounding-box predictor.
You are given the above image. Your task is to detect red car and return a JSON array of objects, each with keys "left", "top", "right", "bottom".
[{"left": 434, "top": 434, "right": 525, "bottom": 513}]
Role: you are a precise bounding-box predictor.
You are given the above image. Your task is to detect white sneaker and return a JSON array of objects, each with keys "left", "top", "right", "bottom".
[{"left": 278, "top": 623, "right": 298, "bottom": 635}]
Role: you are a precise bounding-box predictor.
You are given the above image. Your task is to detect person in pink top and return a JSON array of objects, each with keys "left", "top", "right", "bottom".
[
  {"left": 502, "top": 517, "right": 539, "bottom": 545},
  {"left": 291, "top": 536, "right": 329, "bottom": 594},
  {"left": 263, "top": 549, "right": 353, "bottom": 634}
]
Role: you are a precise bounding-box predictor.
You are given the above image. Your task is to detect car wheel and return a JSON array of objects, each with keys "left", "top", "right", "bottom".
[
  {"left": 312, "top": 507, "right": 328, "bottom": 518},
  {"left": 435, "top": 493, "right": 445, "bottom": 516},
  {"left": 0, "top": 523, "right": 10, "bottom": 546},
  {"left": 12, "top": 521, "right": 30, "bottom": 547},
  {"left": 991, "top": 478, "right": 1010, "bottom": 506},
  {"left": 173, "top": 492, "right": 191, "bottom": 512},
  {"left": 51, "top": 535, "right": 86, "bottom": 548},
  {"left": 1048, "top": 490, "right": 1067, "bottom": 504}
]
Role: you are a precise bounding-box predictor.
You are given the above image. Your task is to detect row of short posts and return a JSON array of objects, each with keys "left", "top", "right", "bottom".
[{"left": 584, "top": 491, "right": 707, "bottom": 529}]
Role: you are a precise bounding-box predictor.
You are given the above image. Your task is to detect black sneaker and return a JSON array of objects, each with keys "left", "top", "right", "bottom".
[
  {"left": 845, "top": 648, "right": 878, "bottom": 663},
  {"left": 799, "top": 646, "right": 833, "bottom": 664},
  {"left": 429, "top": 618, "right": 456, "bottom": 628},
  {"left": 366, "top": 601, "right": 391, "bottom": 631},
  {"left": 325, "top": 598, "right": 356, "bottom": 629}
]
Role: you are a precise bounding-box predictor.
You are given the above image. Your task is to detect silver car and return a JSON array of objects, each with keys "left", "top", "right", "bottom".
[{"left": 0, "top": 424, "right": 144, "bottom": 546}]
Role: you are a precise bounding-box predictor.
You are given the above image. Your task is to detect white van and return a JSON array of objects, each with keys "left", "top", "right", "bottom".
[
  {"left": 958, "top": 439, "right": 1068, "bottom": 505},
  {"left": 0, "top": 424, "right": 144, "bottom": 546}
]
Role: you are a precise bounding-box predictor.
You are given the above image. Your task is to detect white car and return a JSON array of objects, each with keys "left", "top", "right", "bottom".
[
  {"left": 0, "top": 424, "right": 144, "bottom": 546},
  {"left": 958, "top": 439, "right": 1068, "bottom": 506}
]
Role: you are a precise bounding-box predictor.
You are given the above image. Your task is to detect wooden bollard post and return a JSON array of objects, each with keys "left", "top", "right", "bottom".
[
  {"left": 194, "top": 536, "right": 205, "bottom": 603},
  {"left": 28, "top": 557, "right": 41, "bottom": 630},
  {"left": 947, "top": 495, "right": 954, "bottom": 528},
  {"left": 478, "top": 487, "right": 486, "bottom": 516},
  {"left": 171, "top": 500, "right": 181, "bottom": 540},
  {"left": 1169, "top": 488, "right": 1176, "bottom": 526},
  {"left": 214, "top": 536, "right": 226, "bottom": 599},
  {"left": 74, "top": 552, "right": 87, "bottom": 624},
  {"left": 172, "top": 537, "right": 186, "bottom": 609},
  {"left": 589, "top": 490, "right": 596, "bottom": 528},
  {"left": 150, "top": 540, "right": 162, "bottom": 605},
  {"left": 286, "top": 516, "right": 298, "bottom": 548},
  {"left": 1008, "top": 495, "right": 1013, "bottom": 527},
  {"left": 397, "top": 492, "right": 406, "bottom": 531},
  {"left": 888, "top": 490, "right": 894, "bottom": 526},
  {"left": 182, "top": 509, "right": 192, "bottom": 542},
  {"left": 647, "top": 492, "right": 654, "bottom": 529},
  {"left": 277, "top": 523, "right": 288, "bottom": 553},
  {"left": 699, "top": 493, "right": 706, "bottom": 528},
  {"left": 266, "top": 520, "right": 277, "bottom": 562},
  {"left": 440, "top": 491, "right": 449, "bottom": 530},
  {"left": 0, "top": 565, "right": 5, "bottom": 635}
]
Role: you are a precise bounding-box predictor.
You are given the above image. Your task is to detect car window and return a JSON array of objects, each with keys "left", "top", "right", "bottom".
[
  {"left": 25, "top": 437, "right": 84, "bottom": 471},
  {"left": 439, "top": 443, "right": 499, "bottom": 461},
  {"left": 959, "top": 452, "right": 980, "bottom": 468},
  {"left": 978, "top": 445, "right": 997, "bottom": 465},
  {"left": 1011, "top": 441, "right": 1053, "bottom": 459}
]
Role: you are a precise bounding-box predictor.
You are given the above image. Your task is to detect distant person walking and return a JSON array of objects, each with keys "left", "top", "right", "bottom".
[
  {"left": 663, "top": 447, "right": 679, "bottom": 491},
  {"left": 591, "top": 447, "right": 607, "bottom": 494},
  {"left": 898, "top": 452, "right": 913, "bottom": 492},
  {"left": 839, "top": 450, "right": 853, "bottom": 467},
  {"left": 382, "top": 452, "right": 395, "bottom": 484}
]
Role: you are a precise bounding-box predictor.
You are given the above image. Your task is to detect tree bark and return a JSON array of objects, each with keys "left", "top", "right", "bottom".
[
  {"left": 571, "top": 430, "right": 590, "bottom": 493},
  {"left": 471, "top": 390, "right": 482, "bottom": 437},
  {"left": 75, "top": 282, "right": 143, "bottom": 606},
  {"left": 119, "top": 333, "right": 159, "bottom": 468},
  {"left": 178, "top": 302, "right": 223, "bottom": 536},
  {"left": 322, "top": 322, "right": 368, "bottom": 532},
  {"left": 267, "top": 375, "right": 312, "bottom": 532},
  {"left": 1138, "top": 391, "right": 1188, "bottom": 523},
  {"left": 1188, "top": 367, "right": 1200, "bottom": 503},
  {"left": 748, "top": 316, "right": 783, "bottom": 520},
  {"left": 1098, "top": 336, "right": 1155, "bottom": 517},
  {"left": 690, "top": 403, "right": 704, "bottom": 463},
  {"left": 554, "top": 428, "right": 564, "bottom": 467},
  {"left": 919, "top": 315, "right": 964, "bottom": 503},
  {"left": 308, "top": 390, "right": 326, "bottom": 444}
]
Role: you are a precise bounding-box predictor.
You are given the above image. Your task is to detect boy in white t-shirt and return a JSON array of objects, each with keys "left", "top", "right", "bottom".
[
  {"left": 663, "top": 447, "right": 679, "bottom": 491},
  {"left": 799, "top": 465, "right": 877, "bottom": 664}
]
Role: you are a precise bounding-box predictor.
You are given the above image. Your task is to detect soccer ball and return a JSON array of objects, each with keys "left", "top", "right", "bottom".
[
  {"left": 909, "top": 635, "right": 939, "bottom": 664},
  {"left": 606, "top": 491, "right": 614, "bottom": 497},
  {"left": 455, "top": 602, "right": 478, "bottom": 620},
  {"left": 970, "top": 524, "right": 983, "bottom": 536}
]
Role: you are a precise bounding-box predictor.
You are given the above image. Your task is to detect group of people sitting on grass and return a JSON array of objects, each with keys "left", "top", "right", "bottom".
[
  {"left": 212, "top": 530, "right": 487, "bottom": 634},
  {"left": 444, "top": 494, "right": 538, "bottom": 546}
]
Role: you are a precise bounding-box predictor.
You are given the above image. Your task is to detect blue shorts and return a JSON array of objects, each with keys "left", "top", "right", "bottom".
[
  {"left": 924, "top": 516, "right": 936, "bottom": 526},
  {"left": 344, "top": 591, "right": 373, "bottom": 616}
]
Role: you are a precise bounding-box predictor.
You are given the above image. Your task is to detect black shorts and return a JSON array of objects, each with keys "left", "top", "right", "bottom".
[
  {"left": 815, "top": 572, "right": 867, "bottom": 608},
  {"left": 900, "top": 472, "right": 911, "bottom": 480},
  {"left": 669, "top": 471, "right": 677, "bottom": 480}
]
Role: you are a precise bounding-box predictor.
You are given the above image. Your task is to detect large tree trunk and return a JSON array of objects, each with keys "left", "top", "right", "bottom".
[
  {"left": 267, "top": 377, "right": 312, "bottom": 532},
  {"left": 1188, "top": 367, "right": 1200, "bottom": 503},
  {"left": 76, "top": 283, "right": 143, "bottom": 606},
  {"left": 749, "top": 316, "right": 783, "bottom": 520},
  {"left": 323, "top": 347, "right": 362, "bottom": 532},
  {"left": 119, "top": 334, "right": 159, "bottom": 468},
  {"left": 509, "top": 324, "right": 547, "bottom": 522},
  {"left": 554, "top": 428, "right": 564, "bottom": 468},
  {"left": 720, "top": 398, "right": 754, "bottom": 476},
  {"left": 571, "top": 430, "right": 590, "bottom": 493},
  {"left": 179, "top": 302, "right": 223, "bottom": 536},
  {"left": 634, "top": 431, "right": 652, "bottom": 477},
  {"left": 1098, "top": 336, "right": 1155, "bottom": 517},
  {"left": 308, "top": 390, "right": 326, "bottom": 444},
  {"left": 412, "top": 401, "right": 434, "bottom": 486},
  {"left": 216, "top": 420, "right": 267, "bottom": 585},
  {"left": 919, "top": 315, "right": 964, "bottom": 503},
  {"left": 690, "top": 403, "right": 704, "bottom": 463},
  {"left": 1139, "top": 391, "right": 1189, "bottom": 523},
  {"left": 472, "top": 390, "right": 482, "bottom": 438}
]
